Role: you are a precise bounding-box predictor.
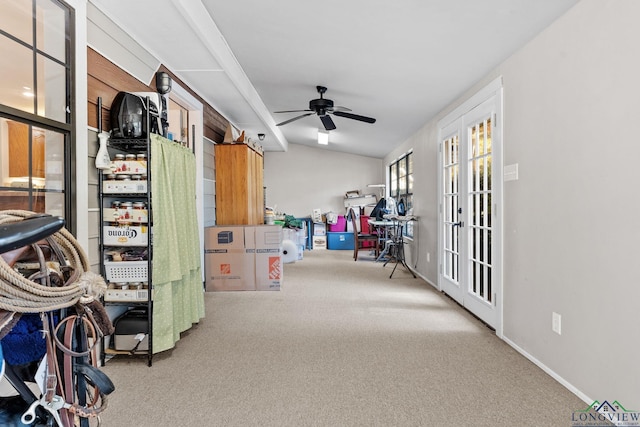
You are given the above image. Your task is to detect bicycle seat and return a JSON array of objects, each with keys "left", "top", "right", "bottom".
[{"left": 0, "top": 215, "right": 65, "bottom": 253}]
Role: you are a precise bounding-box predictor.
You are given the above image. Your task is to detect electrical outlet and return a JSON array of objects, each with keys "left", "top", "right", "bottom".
[
  {"left": 426, "top": 252, "right": 431, "bottom": 263},
  {"left": 552, "top": 312, "right": 562, "bottom": 335}
]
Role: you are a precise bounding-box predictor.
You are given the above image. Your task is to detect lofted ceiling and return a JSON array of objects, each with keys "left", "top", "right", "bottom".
[{"left": 90, "top": 0, "right": 579, "bottom": 159}]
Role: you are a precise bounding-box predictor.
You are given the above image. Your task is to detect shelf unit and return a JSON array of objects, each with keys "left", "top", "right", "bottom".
[{"left": 99, "top": 99, "right": 155, "bottom": 366}]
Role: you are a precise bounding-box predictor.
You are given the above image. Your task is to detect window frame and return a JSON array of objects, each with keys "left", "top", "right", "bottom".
[
  {"left": 0, "top": 0, "right": 75, "bottom": 229},
  {"left": 388, "top": 150, "right": 414, "bottom": 237}
]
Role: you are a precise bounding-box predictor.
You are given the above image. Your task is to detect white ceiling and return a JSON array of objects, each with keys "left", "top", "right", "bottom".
[{"left": 90, "top": 0, "right": 579, "bottom": 159}]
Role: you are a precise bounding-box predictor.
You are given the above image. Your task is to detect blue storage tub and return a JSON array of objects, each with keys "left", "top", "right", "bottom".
[{"left": 326, "top": 232, "right": 354, "bottom": 250}]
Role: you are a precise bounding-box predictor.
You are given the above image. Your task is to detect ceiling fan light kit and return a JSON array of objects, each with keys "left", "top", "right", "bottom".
[
  {"left": 275, "top": 85, "right": 376, "bottom": 131},
  {"left": 317, "top": 129, "right": 329, "bottom": 145}
]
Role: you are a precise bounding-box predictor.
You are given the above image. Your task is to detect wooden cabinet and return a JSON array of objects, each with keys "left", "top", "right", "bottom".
[
  {"left": 214, "top": 143, "right": 264, "bottom": 225},
  {"left": 7, "top": 121, "right": 45, "bottom": 178}
]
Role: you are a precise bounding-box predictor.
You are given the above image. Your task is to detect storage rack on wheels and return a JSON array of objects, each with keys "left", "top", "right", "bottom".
[{"left": 98, "top": 97, "right": 154, "bottom": 366}]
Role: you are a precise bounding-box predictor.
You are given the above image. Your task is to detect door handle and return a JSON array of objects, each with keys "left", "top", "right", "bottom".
[{"left": 453, "top": 221, "right": 464, "bottom": 228}]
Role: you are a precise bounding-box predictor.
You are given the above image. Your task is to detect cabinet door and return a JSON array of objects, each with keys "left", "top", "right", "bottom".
[{"left": 214, "top": 144, "right": 249, "bottom": 224}]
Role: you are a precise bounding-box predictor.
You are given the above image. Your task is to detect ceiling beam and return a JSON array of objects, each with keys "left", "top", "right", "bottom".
[{"left": 170, "top": 0, "right": 288, "bottom": 151}]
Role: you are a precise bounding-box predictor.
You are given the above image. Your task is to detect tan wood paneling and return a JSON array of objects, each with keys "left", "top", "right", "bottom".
[{"left": 87, "top": 48, "right": 228, "bottom": 141}]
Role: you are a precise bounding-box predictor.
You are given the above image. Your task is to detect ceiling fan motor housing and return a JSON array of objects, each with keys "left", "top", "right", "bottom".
[
  {"left": 274, "top": 85, "right": 375, "bottom": 129},
  {"left": 309, "top": 98, "right": 333, "bottom": 116}
]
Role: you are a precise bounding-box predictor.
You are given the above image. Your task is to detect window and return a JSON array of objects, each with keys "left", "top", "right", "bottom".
[
  {"left": 0, "top": 0, "right": 72, "bottom": 219},
  {"left": 388, "top": 151, "right": 414, "bottom": 236},
  {"left": 168, "top": 97, "right": 190, "bottom": 147}
]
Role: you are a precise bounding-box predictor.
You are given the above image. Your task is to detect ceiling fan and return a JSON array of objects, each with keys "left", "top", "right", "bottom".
[{"left": 274, "top": 86, "right": 376, "bottom": 131}]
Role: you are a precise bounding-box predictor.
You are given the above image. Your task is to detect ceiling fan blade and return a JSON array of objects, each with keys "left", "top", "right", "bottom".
[
  {"left": 320, "top": 115, "right": 336, "bottom": 131},
  {"left": 333, "top": 110, "right": 376, "bottom": 124},
  {"left": 331, "top": 106, "right": 352, "bottom": 112},
  {"left": 274, "top": 109, "right": 312, "bottom": 113},
  {"left": 276, "top": 112, "right": 315, "bottom": 126}
]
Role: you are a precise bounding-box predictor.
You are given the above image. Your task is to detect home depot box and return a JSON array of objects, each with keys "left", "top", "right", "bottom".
[
  {"left": 204, "top": 226, "right": 254, "bottom": 291},
  {"left": 247, "top": 225, "right": 282, "bottom": 291}
]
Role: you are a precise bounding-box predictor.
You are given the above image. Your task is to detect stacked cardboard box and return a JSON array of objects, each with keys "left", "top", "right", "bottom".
[
  {"left": 312, "top": 222, "right": 327, "bottom": 250},
  {"left": 205, "top": 225, "right": 282, "bottom": 291}
]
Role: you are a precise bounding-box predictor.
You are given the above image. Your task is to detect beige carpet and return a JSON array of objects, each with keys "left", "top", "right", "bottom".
[{"left": 100, "top": 249, "right": 586, "bottom": 426}]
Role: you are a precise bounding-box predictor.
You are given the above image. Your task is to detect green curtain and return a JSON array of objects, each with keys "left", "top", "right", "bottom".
[{"left": 150, "top": 134, "right": 205, "bottom": 353}]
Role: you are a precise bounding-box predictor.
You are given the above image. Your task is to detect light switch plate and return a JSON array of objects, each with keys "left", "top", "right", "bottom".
[
  {"left": 504, "top": 163, "right": 519, "bottom": 181},
  {"left": 552, "top": 312, "right": 562, "bottom": 335}
]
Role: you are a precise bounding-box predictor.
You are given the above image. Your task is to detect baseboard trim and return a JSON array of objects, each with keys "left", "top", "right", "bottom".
[
  {"left": 414, "top": 272, "right": 593, "bottom": 407},
  {"left": 501, "top": 335, "right": 592, "bottom": 405},
  {"left": 413, "top": 270, "right": 437, "bottom": 289}
]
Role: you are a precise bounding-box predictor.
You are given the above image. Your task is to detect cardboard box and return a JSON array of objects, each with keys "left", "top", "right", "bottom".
[
  {"left": 103, "top": 180, "right": 147, "bottom": 194},
  {"left": 104, "top": 288, "right": 149, "bottom": 302},
  {"left": 205, "top": 225, "right": 285, "bottom": 291},
  {"left": 313, "top": 235, "right": 327, "bottom": 250},
  {"left": 251, "top": 225, "right": 282, "bottom": 291},
  {"left": 327, "top": 232, "right": 355, "bottom": 250},
  {"left": 103, "top": 208, "right": 148, "bottom": 224},
  {"left": 204, "top": 226, "right": 246, "bottom": 250},
  {"left": 205, "top": 250, "right": 254, "bottom": 291},
  {"left": 343, "top": 194, "right": 377, "bottom": 208},
  {"left": 111, "top": 160, "right": 147, "bottom": 175},
  {"left": 312, "top": 208, "right": 322, "bottom": 223},
  {"left": 204, "top": 226, "right": 254, "bottom": 291},
  {"left": 103, "top": 225, "right": 149, "bottom": 246},
  {"left": 313, "top": 223, "right": 326, "bottom": 236}
]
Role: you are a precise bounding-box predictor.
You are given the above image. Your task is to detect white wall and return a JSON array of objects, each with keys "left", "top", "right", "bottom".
[
  {"left": 264, "top": 143, "right": 383, "bottom": 218},
  {"left": 386, "top": 0, "right": 640, "bottom": 407}
]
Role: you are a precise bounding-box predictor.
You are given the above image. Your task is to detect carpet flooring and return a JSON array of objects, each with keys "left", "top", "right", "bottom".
[{"left": 100, "top": 249, "right": 586, "bottom": 426}]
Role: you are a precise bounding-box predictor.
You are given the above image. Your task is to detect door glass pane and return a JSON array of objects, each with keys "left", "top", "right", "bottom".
[
  {"left": 442, "top": 135, "right": 460, "bottom": 283},
  {"left": 36, "top": 0, "right": 67, "bottom": 63},
  {"left": 468, "top": 117, "right": 493, "bottom": 305},
  {"left": 0, "top": 0, "right": 33, "bottom": 44},
  {"left": 41, "top": 127, "right": 65, "bottom": 191},
  {"left": 37, "top": 53, "right": 67, "bottom": 121},
  {"left": 0, "top": 37, "right": 34, "bottom": 114},
  {"left": 0, "top": 118, "right": 66, "bottom": 216}
]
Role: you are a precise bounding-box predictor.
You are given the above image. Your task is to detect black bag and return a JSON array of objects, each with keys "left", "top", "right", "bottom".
[
  {"left": 370, "top": 198, "right": 387, "bottom": 220},
  {"left": 397, "top": 198, "right": 406, "bottom": 216}
]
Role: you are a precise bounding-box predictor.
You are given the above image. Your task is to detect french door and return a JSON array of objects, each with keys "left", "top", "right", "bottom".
[{"left": 438, "top": 82, "right": 503, "bottom": 333}]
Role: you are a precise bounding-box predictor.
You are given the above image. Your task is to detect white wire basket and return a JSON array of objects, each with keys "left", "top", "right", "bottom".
[{"left": 104, "top": 261, "right": 148, "bottom": 282}]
